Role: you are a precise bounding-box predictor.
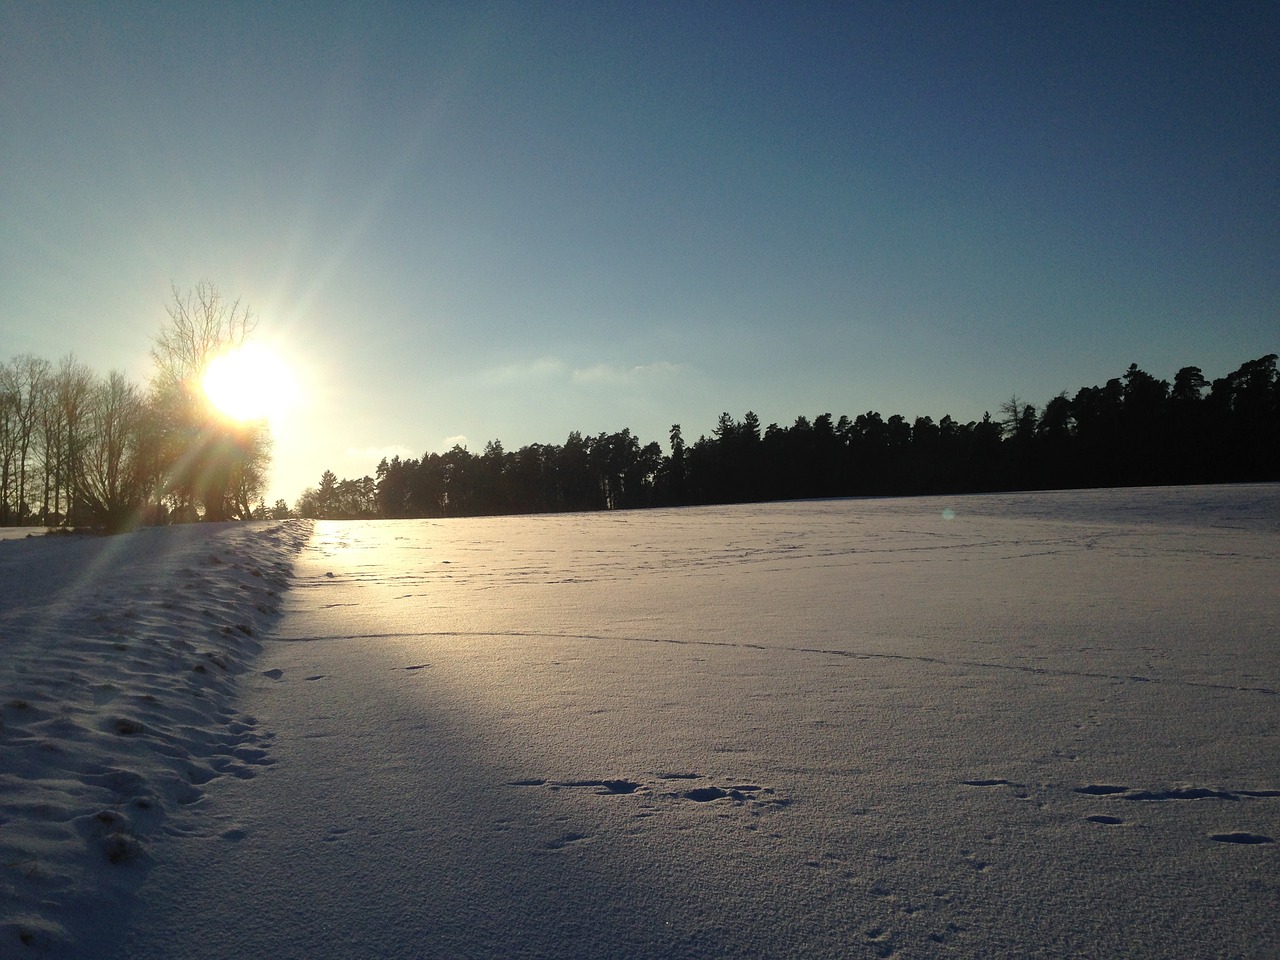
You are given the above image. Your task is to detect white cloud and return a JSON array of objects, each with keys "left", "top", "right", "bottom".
[
  {"left": 477, "top": 356, "right": 692, "bottom": 390},
  {"left": 571, "top": 360, "right": 691, "bottom": 385},
  {"left": 443, "top": 434, "right": 468, "bottom": 449}
]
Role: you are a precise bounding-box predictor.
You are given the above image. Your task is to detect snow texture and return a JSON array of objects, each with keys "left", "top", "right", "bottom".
[
  {"left": 2, "top": 487, "right": 1278, "bottom": 958},
  {"left": 0, "top": 521, "right": 309, "bottom": 954}
]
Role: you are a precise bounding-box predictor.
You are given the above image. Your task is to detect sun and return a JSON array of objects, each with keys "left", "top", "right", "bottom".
[{"left": 201, "top": 342, "right": 298, "bottom": 425}]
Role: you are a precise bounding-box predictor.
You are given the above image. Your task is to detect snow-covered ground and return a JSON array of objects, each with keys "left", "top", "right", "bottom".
[
  {"left": 3, "top": 487, "right": 1278, "bottom": 958},
  {"left": 0, "top": 521, "right": 310, "bottom": 954}
]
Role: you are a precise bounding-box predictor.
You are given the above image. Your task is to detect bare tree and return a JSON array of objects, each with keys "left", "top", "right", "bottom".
[
  {"left": 37, "top": 369, "right": 64, "bottom": 524},
  {"left": 76, "top": 370, "right": 149, "bottom": 531},
  {"left": 226, "top": 422, "right": 272, "bottom": 519},
  {"left": 148, "top": 281, "right": 268, "bottom": 521},
  {"left": 45, "top": 357, "right": 95, "bottom": 526},
  {"left": 0, "top": 362, "right": 16, "bottom": 523},
  {"left": 151, "top": 281, "right": 256, "bottom": 392},
  {"left": 11, "top": 355, "right": 50, "bottom": 523}
]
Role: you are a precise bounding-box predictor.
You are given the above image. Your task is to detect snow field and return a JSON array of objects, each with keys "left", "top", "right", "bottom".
[
  {"left": 116, "top": 485, "right": 1279, "bottom": 959},
  {"left": 3, "top": 485, "right": 1278, "bottom": 958}
]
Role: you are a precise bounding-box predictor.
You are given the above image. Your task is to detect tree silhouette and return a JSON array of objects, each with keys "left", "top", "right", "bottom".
[
  {"left": 75, "top": 370, "right": 148, "bottom": 530},
  {"left": 328, "top": 353, "right": 1273, "bottom": 522},
  {"left": 148, "top": 281, "right": 269, "bottom": 521},
  {"left": 8, "top": 332, "right": 1276, "bottom": 529}
]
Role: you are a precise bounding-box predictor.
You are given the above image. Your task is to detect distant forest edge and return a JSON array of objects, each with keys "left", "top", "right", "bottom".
[
  {"left": 2, "top": 338, "right": 1276, "bottom": 528},
  {"left": 292, "top": 354, "right": 1279, "bottom": 521}
]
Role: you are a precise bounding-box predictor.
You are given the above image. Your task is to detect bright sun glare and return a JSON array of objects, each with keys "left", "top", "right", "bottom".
[{"left": 201, "top": 343, "right": 298, "bottom": 425}]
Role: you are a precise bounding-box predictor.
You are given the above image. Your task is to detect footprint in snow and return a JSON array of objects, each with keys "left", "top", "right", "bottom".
[
  {"left": 545, "top": 832, "right": 588, "bottom": 850},
  {"left": 1074, "top": 783, "right": 1280, "bottom": 802},
  {"left": 1074, "top": 784, "right": 1130, "bottom": 796},
  {"left": 538, "top": 779, "right": 645, "bottom": 795},
  {"left": 680, "top": 783, "right": 788, "bottom": 806},
  {"left": 511, "top": 774, "right": 788, "bottom": 808},
  {"left": 1209, "top": 831, "right": 1273, "bottom": 844},
  {"left": 864, "top": 926, "right": 897, "bottom": 958}
]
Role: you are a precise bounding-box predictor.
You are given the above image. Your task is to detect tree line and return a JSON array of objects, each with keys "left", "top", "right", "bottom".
[
  {"left": 1, "top": 283, "right": 271, "bottom": 531},
  {"left": 293, "top": 354, "right": 1278, "bottom": 520}
]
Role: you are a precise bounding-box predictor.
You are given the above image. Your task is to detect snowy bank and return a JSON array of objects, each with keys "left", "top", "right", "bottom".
[{"left": 0, "top": 521, "right": 312, "bottom": 953}]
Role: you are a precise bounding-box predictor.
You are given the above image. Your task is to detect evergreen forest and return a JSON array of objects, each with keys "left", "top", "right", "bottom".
[{"left": 292, "top": 354, "right": 1279, "bottom": 521}]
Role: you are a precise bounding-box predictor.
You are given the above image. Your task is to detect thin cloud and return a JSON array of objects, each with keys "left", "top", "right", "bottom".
[{"left": 571, "top": 361, "right": 691, "bottom": 385}]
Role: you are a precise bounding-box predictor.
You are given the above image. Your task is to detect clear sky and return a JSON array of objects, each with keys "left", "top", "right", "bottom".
[{"left": 3, "top": 2, "right": 1277, "bottom": 505}]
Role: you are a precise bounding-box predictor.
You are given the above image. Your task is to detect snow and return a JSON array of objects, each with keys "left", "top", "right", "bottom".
[
  {"left": 3, "top": 487, "right": 1278, "bottom": 958},
  {"left": 0, "top": 521, "right": 309, "bottom": 954}
]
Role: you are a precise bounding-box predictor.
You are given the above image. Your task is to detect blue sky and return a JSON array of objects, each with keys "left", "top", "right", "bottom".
[{"left": 3, "top": 2, "right": 1277, "bottom": 504}]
